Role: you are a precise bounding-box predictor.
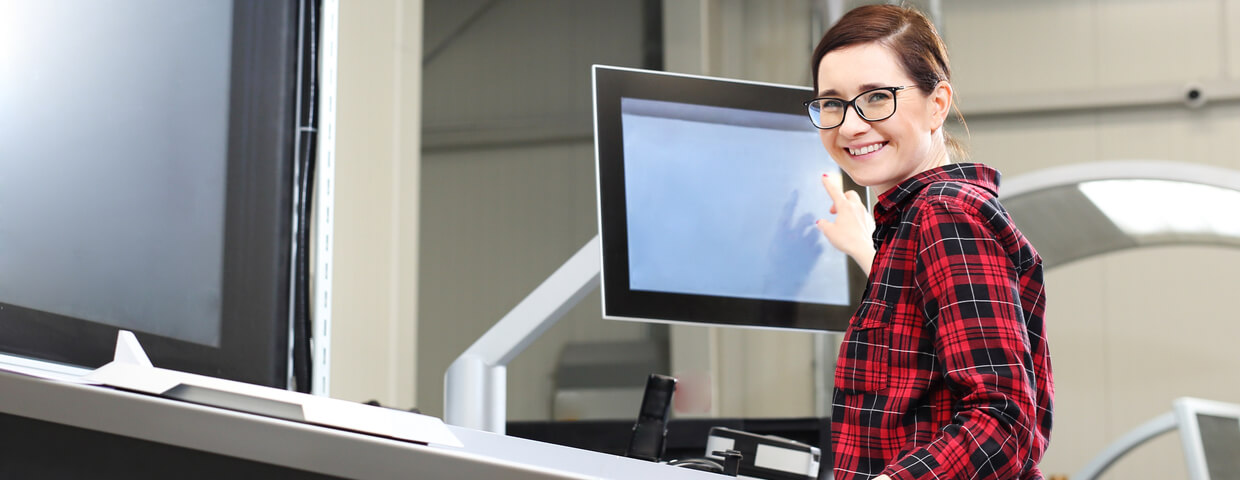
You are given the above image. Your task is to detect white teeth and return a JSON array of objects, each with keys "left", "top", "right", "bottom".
[{"left": 848, "top": 143, "right": 883, "bottom": 156}]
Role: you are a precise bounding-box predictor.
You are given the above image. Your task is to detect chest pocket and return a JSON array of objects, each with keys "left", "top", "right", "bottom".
[{"left": 834, "top": 299, "right": 892, "bottom": 393}]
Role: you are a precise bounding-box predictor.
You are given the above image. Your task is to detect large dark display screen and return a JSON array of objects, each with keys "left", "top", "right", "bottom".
[
  {"left": 0, "top": 0, "right": 302, "bottom": 387},
  {"left": 593, "top": 66, "right": 864, "bottom": 332}
]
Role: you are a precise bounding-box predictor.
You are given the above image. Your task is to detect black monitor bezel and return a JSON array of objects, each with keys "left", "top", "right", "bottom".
[
  {"left": 593, "top": 65, "right": 865, "bottom": 332},
  {"left": 0, "top": 1, "right": 299, "bottom": 387}
]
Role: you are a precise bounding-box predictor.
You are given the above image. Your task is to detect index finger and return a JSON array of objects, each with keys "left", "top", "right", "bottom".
[{"left": 821, "top": 173, "right": 846, "bottom": 205}]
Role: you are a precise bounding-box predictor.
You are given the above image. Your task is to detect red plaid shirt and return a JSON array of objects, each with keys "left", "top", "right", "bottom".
[{"left": 831, "top": 164, "right": 1053, "bottom": 480}]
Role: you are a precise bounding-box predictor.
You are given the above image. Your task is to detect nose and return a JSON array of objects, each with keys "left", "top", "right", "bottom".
[{"left": 836, "top": 104, "right": 871, "bottom": 138}]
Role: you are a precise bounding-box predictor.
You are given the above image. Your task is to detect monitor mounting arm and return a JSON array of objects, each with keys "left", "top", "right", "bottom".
[{"left": 443, "top": 235, "right": 601, "bottom": 434}]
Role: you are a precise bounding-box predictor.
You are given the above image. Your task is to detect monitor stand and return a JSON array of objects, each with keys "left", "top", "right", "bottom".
[
  {"left": 88, "top": 331, "right": 463, "bottom": 447},
  {"left": 443, "top": 235, "right": 601, "bottom": 434}
]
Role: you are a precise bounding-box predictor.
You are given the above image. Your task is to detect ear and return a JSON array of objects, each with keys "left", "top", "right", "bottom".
[{"left": 926, "top": 81, "right": 953, "bottom": 132}]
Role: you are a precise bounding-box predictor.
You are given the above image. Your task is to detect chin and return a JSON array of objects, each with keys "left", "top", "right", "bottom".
[{"left": 840, "top": 167, "right": 881, "bottom": 188}]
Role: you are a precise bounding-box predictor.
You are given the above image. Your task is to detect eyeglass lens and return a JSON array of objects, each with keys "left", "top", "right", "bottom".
[{"left": 808, "top": 88, "right": 897, "bottom": 129}]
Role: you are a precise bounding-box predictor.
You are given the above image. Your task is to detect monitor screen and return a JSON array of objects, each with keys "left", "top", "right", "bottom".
[
  {"left": 593, "top": 65, "right": 865, "bottom": 332},
  {"left": 1197, "top": 414, "right": 1240, "bottom": 478},
  {"left": 0, "top": 0, "right": 301, "bottom": 387},
  {"left": 1, "top": 0, "right": 233, "bottom": 348},
  {"left": 1175, "top": 397, "right": 1240, "bottom": 480}
]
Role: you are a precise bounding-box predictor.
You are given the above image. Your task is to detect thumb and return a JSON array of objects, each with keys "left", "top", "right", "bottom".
[{"left": 814, "top": 218, "right": 834, "bottom": 237}]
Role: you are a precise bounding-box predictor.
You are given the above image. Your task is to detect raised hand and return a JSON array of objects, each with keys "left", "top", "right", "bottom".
[{"left": 815, "top": 173, "right": 876, "bottom": 276}]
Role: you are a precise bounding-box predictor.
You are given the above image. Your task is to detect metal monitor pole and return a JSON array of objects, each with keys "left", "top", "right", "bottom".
[{"left": 443, "top": 235, "right": 601, "bottom": 434}]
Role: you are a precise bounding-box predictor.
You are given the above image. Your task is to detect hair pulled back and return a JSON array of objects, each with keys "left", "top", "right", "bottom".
[{"left": 811, "top": 4, "right": 967, "bottom": 159}]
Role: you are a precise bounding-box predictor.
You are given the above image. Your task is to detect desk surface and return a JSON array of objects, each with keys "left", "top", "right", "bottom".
[{"left": 0, "top": 370, "right": 717, "bottom": 479}]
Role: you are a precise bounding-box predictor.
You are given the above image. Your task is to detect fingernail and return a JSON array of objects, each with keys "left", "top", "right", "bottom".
[{"left": 822, "top": 173, "right": 829, "bottom": 178}]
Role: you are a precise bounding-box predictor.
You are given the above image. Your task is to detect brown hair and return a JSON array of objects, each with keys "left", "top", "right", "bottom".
[{"left": 811, "top": 4, "right": 968, "bottom": 159}]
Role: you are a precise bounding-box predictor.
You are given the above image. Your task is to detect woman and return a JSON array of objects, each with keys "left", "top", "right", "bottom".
[{"left": 808, "top": 5, "right": 1053, "bottom": 480}]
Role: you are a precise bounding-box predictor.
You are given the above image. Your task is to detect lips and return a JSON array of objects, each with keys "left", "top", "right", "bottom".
[{"left": 846, "top": 142, "right": 886, "bottom": 156}]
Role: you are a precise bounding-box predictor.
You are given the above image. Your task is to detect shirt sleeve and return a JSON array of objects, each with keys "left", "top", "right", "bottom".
[{"left": 883, "top": 198, "right": 1041, "bottom": 480}]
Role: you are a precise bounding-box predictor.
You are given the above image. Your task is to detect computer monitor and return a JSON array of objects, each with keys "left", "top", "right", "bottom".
[
  {"left": 592, "top": 65, "right": 865, "bottom": 332},
  {"left": 0, "top": 0, "right": 305, "bottom": 387},
  {"left": 1175, "top": 397, "right": 1240, "bottom": 480}
]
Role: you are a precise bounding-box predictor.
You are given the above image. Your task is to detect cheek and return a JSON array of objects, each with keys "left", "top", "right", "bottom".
[
  {"left": 894, "top": 107, "right": 933, "bottom": 144},
  {"left": 880, "top": 119, "right": 923, "bottom": 152}
]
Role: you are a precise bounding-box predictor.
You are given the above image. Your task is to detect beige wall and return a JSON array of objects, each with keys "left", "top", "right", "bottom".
[
  {"left": 336, "top": 0, "right": 1240, "bottom": 478},
  {"left": 330, "top": 0, "right": 422, "bottom": 408}
]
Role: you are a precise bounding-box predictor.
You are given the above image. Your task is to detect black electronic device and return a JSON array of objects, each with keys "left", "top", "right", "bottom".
[
  {"left": 507, "top": 416, "right": 831, "bottom": 471},
  {"left": 625, "top": 374, "right": 678, "bottom": 462},
  {"left": 592, "top": 65, "right": 866, "bottom": 332},
  {"left": 715, "top": 449, "right": 743, "bottom": 476},
  {"left": 705, "top": 427, "right": 821, "bottom": 480},
  {"left": 0, "top": 0, "right": 310, "bottom": 388}
]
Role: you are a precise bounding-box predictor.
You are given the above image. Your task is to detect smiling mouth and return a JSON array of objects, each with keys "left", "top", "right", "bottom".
[{"left": 846, "top": 142, "right": 886, "bottom": 156}]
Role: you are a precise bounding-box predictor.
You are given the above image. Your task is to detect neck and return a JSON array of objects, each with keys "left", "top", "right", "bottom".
[
  {"left": 927, "top": 130, "right": 952, "bottom": 168},
  {"left": 876, "top": 139, "right": 951, "bottom": 196}
]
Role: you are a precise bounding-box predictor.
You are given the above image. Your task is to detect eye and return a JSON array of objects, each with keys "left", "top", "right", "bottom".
[
  {"left": 865, "top": 90, "right": 893, "bottom": 103},
  {"left": 819, "top": 99, "right": 846, "bottom": 111}
]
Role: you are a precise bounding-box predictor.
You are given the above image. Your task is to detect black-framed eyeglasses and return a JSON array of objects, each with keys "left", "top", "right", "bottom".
[{"left": 804, "top": 86, "right": 915, "bottom": 129}]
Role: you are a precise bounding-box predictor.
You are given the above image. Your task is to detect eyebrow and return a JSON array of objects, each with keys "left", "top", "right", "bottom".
[{"left": 817, "top": 82, "right": 888, "bottom": 97}]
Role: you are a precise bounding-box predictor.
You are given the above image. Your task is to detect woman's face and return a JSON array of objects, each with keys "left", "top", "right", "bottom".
[{"left": 815, "top": 42, "right": 950, "bottom": 195}]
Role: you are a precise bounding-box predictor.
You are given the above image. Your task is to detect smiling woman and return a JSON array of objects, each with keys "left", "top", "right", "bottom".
[
  {"left": 814, "top": 42, "right": 952, "bottom": 195},
  {"left": 808, "top": 5, "right": 1054, "bottom": 480}
]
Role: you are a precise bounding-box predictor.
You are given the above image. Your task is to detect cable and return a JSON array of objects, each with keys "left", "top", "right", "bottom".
[{"left": 289, "top": 0, "right": 320, "bottom": 393}]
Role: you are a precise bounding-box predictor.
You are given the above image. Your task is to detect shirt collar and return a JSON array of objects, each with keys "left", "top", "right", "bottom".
[{"left": 873, "top": 163, "right": 1001, "bottom": 222}]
